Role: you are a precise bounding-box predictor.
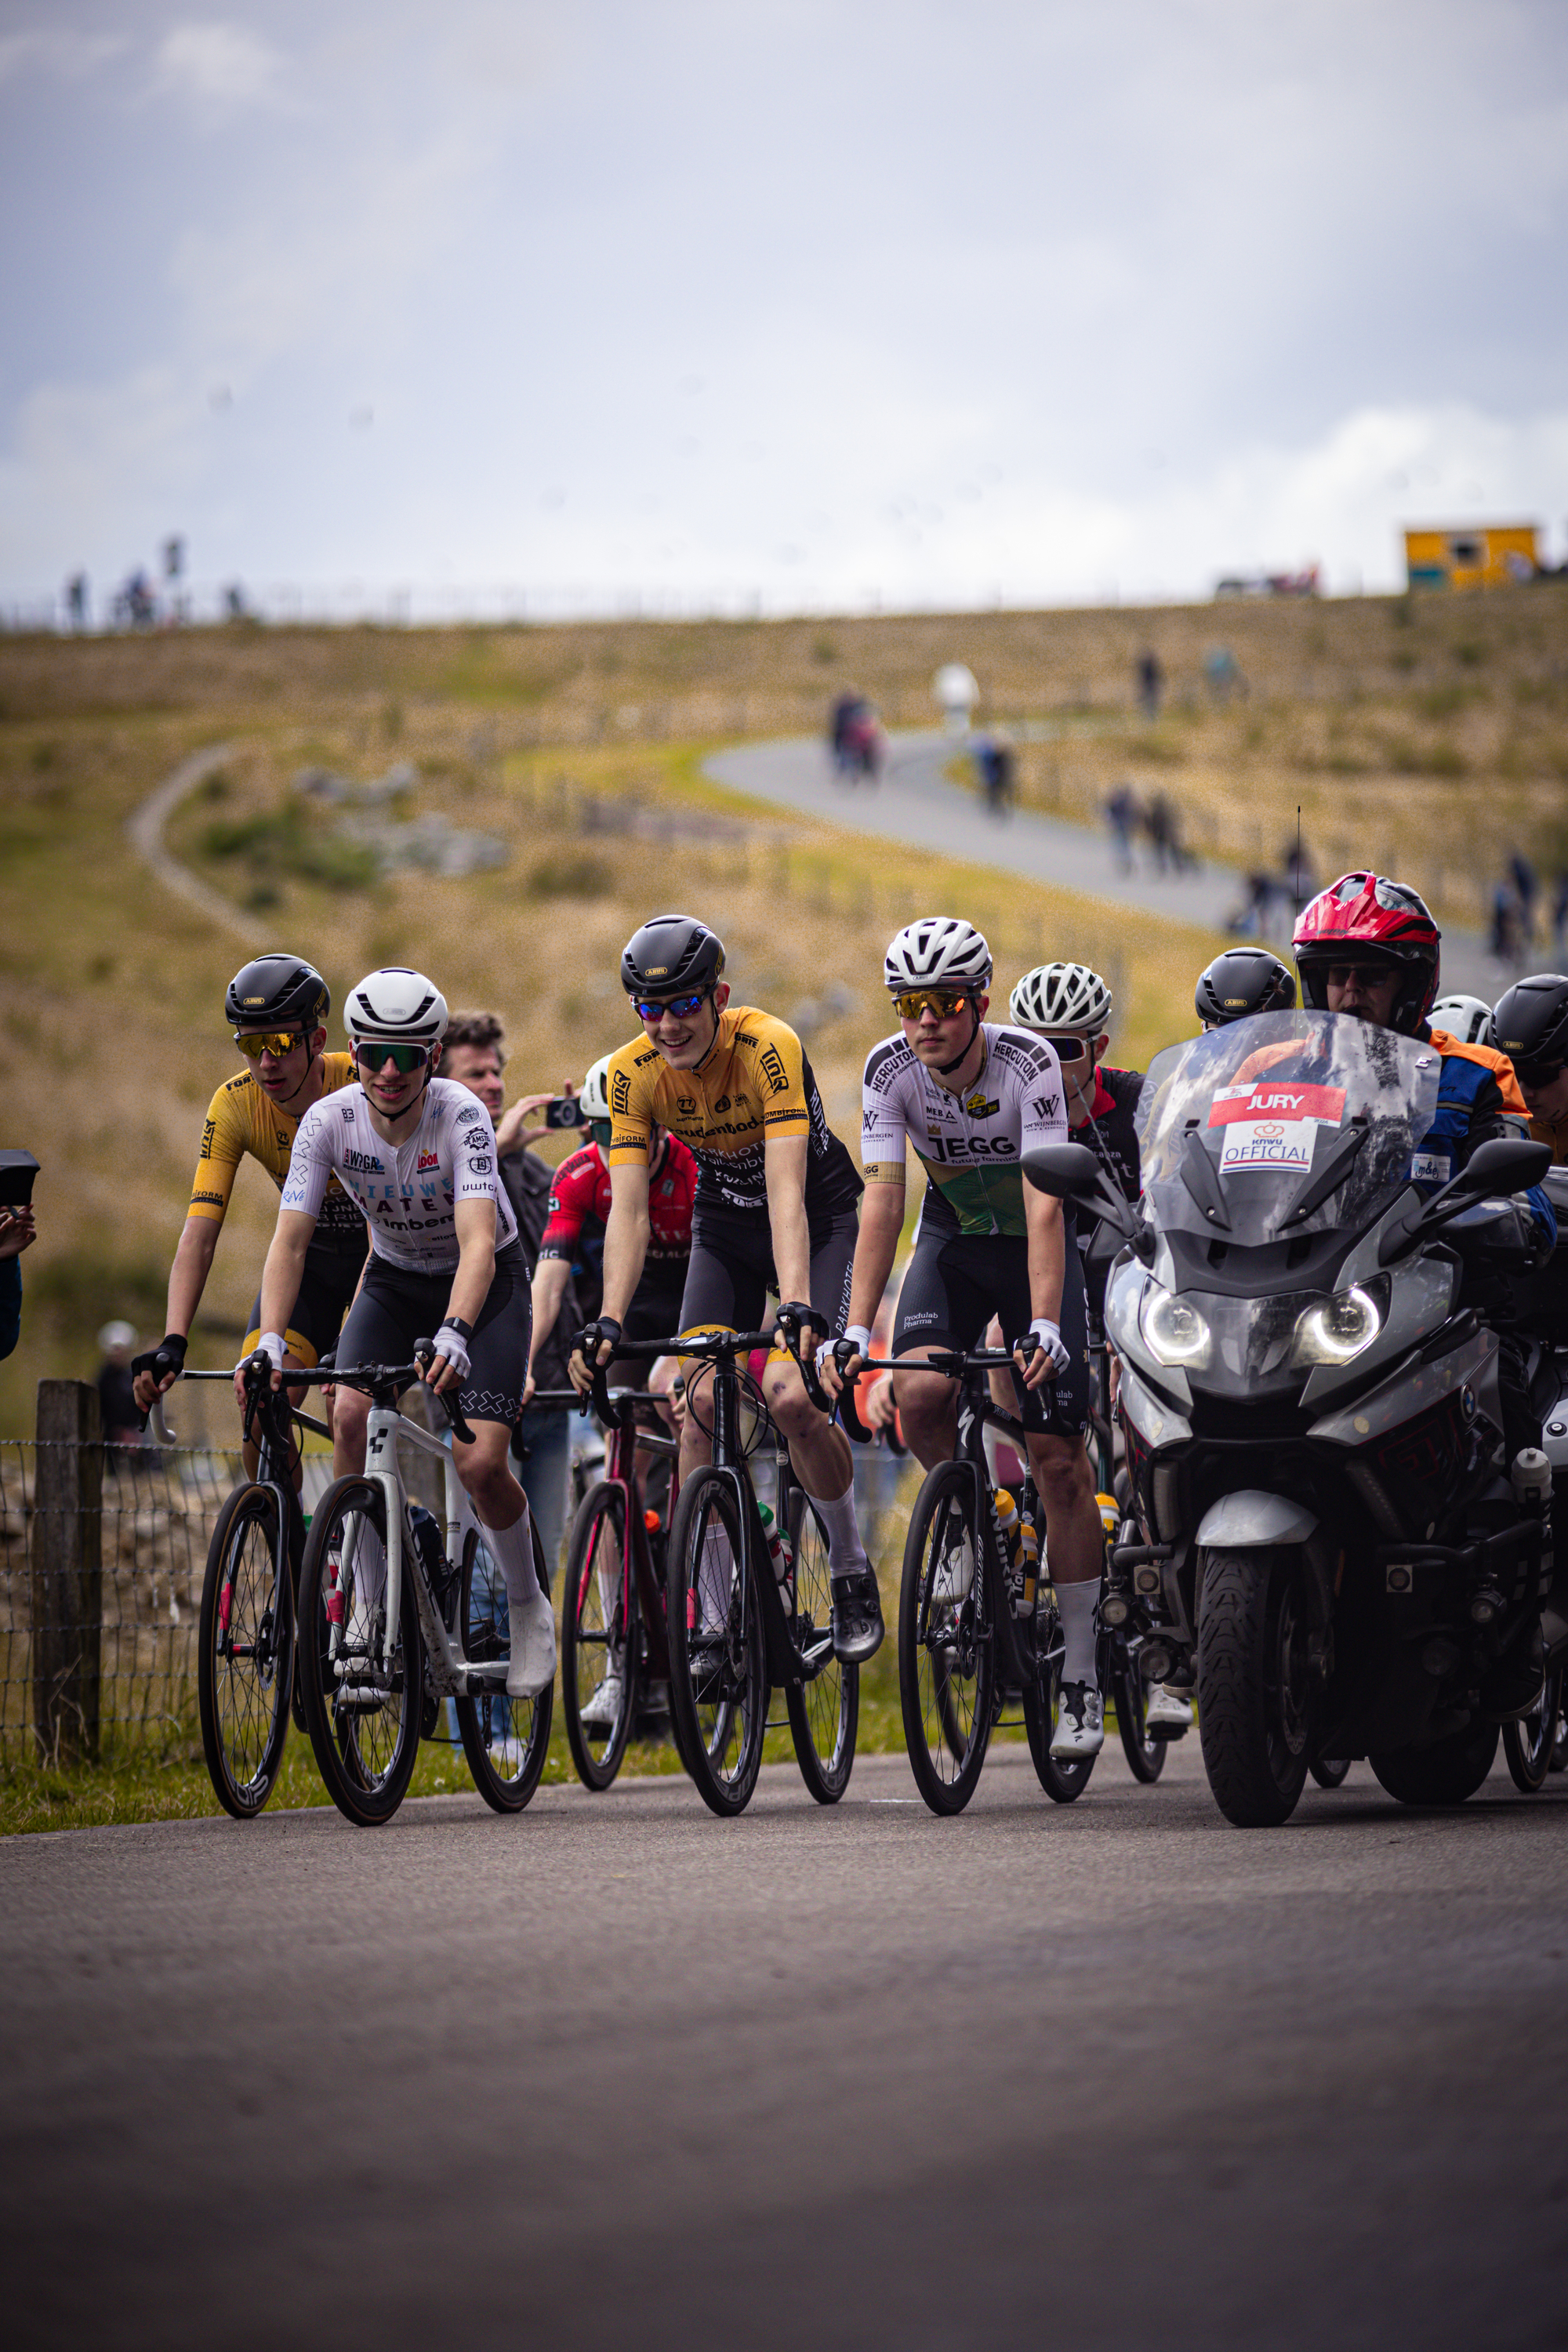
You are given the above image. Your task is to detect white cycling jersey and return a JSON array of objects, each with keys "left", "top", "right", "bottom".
[
  {"left": 282, "top": 1077, "right": 518, "bottom": 1274},
  {"left": 861, "top": 1023, "right": 1069, "bottom": 1240}
]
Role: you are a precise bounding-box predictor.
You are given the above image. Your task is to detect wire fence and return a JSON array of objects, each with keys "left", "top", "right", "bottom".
[{"left": 0, "top": 1435, "right": 248, "bottom": 1765}]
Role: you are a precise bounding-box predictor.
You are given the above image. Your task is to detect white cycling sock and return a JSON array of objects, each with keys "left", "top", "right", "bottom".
[
  {"left": 811, "top": 1481, "right": 871, "bottom": 1578},
  {"left": 1056, "top": 1578, "right": 1100, "bottom": 1687},
  {"left": 698, "top": 1523, "right": 734, "bottom": 1628},
  {"left": 478, "top": 1497, "right": 540, "bottom": 1613}
]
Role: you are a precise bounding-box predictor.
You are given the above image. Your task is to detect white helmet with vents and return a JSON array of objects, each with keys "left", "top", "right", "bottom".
[
  {"left": 579, "top": 1054, "right": 614, "bottom": 1121},
  {"left": 1009, "top": 961, "right": 1112, "bottom": 1036},
  {"left": 884, "top": 917, "right": 993, "bottom": 994},
  {"left": 1429, "top": 993, "right": 1494, "bottom": 1047},
  {"left": 344, "top": 967, "right": 449, "bottom": 1047}
]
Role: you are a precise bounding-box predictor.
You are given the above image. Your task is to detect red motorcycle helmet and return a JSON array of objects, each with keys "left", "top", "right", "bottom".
[{"left": 1292, "top": 872, "right": 1441, "bottom": 1036}]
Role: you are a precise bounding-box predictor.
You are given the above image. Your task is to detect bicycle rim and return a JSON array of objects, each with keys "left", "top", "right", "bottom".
[
  {"left": 667, "top": 1471, "right": 768, "bottom": 1817},
  {"left": 784, "top": 1489, "right": 858, "bottom": 1802},
  {"left": 898, "top": 1462, "right": 993, "bottom": 1815},
  {"left": 561, "top": 1482, "right": 637, "bottom": 1791},
  {"left": 456, "top": 1516, "right": 554, "bottom": 1812},
  {"left": 1023, "top": 1611, "right": 1095, "bottom": 1802},
  {"left": 299, "top": 1479, "right": 423, "bottom": 1826},
  {"left": 198, "top": 1484, "right": 292, "bottom": 1819}
]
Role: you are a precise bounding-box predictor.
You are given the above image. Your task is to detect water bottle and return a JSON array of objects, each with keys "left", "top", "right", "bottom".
[
  {"left": 758, "top": 1503, "right": 792, "bottom": 1587},
  {"left": 994, "top": 1490, "right": 1023, "bottom": 1613},
  {"left": 1014, "top": 1508, "right": 1039, "bottom": 1618}
]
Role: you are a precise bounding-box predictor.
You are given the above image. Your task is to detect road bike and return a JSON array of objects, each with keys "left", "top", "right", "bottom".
[
  {"left": 615, "top": 1331, "right": 858, "bottom": 1817},
  {"left": 550, "top": 1380, "right": 681, "bottom": 1790},
  {"left": 151, "top": 1363, "right": 321, "bottom": 1820},
  {"left": 843, "top": 1348, "right": 1096, "bottom": 1817},
  {"left": 296, "top": 1347, "right": 552, "bottom": 1828}
]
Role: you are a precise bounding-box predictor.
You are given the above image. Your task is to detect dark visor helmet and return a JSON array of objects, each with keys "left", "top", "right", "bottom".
[
  {"left": 621, "top": 915, "right": 725, "bottom": 999},
  {"left": 1492, "top": 972, "right": 1568, "bottom": 1076},
  {"left": 224, "top": 953, "right": 330, "bottom": 1032},
  {"left": 1194, "top": 948, "right": 1297, "bottom": 1028},
  {"left": 1292, "top": 872, "right": 1440, "bottom": 1036}
]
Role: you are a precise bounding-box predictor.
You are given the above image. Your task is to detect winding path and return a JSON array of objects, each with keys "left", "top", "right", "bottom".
[{"left": 125, "top": 740, "right": 263, "bottom": 949}]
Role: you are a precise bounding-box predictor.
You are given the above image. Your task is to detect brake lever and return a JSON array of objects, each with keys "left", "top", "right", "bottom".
[{"left": 414, "top": 1337, "right": 477, "bottom": 1447}]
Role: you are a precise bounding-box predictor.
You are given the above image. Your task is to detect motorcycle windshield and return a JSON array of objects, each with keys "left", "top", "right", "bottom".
[{"left": 1136, "top": 1011, "right": 1442, "bottom": 1246}]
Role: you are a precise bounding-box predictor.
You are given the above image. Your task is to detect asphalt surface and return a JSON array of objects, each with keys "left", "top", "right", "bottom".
[
  {"left": 4, "top": 1733, "right": 1566, "bottom": 2350},
  {"left": 705, "top": 732, "right": 1501, "bottom": 998}
]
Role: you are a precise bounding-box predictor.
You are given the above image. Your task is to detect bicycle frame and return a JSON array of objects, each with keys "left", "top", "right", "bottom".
[
  {"left": 542, "top": 1385, "right": 677, "bottom": 1686},
  {"left": 344, "top": 1399, "right": 506, "bottom": 1702}
]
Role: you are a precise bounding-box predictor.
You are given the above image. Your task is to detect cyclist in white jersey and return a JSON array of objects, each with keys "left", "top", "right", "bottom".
[
  {"left": 820, "top": 918, "right": 1107, "bottom": 1756},
  {"left": 253, "top": 967, "right": 554, "bottom": 1696}
]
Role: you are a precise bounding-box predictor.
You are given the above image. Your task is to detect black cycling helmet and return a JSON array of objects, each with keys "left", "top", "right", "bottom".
[
  {"left": 224, "top": 953, "right": 330, "bottom": 1032},
  {"left": 1194, "top": 948, "right": 1297, "bottom": 1029},
  {"left": 621, "top": 915, "right": 725, "bottom": 1000},
  {"left": 1492, "top": 972, "right": 1568, "bottom": 1077}
]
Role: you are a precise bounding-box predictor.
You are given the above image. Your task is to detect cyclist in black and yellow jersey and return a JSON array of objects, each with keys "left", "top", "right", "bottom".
[
  {"left": 568, "top": 914, "right": 884, "bottom": 1664},
  {"left": 131, "top": 954, "right": 367, "bottom": 1460}
]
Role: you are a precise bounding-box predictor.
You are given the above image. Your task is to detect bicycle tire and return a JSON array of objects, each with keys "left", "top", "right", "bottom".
[
  {"left": 560, "top": 1482, "right": 639, "bottom": 1791},
  {"left": 1021, "top": 1601, "right": 1097, "bottom": 1802},
  {"left": 898, "top": 1461, "right": 993, "bottom": 1816},
  {"left": 1111, "top": 1652, "right": 1166, "bottom": 1784},
  {"left": 666, "top": 1468, "right": 768, "bottom": 1817},
  {"left": 456, "top": 1519, "right": 554, "bottom": 1813},
  {"left": 1308, "top": 1754, "right": 1352, "bottom": 1789},
  {"left": 1502, "top": 1667, "right": 1561, "bottom": 1795},
  {"left": 783, "top": 1488, "right": 858, "bottom": 1804},
  {"left": 198, "top": 1481, "right": 294, "bottom": 1819},
  {"left": 298, "top": 1477, "right": 423, "bottom": 1827}
]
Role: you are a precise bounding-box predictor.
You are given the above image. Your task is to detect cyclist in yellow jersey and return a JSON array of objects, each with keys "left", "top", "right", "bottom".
[
  {"left": 132, "top": 956, "right": 367, "bottom": 1467},
  {"left": 569, "top": 915, "right": 883, "bottom": 1664}
]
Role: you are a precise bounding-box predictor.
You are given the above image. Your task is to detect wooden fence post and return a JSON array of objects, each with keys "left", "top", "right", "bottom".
[{"left": 32, "top": 1380, "right": 103, "bottom": 1765}]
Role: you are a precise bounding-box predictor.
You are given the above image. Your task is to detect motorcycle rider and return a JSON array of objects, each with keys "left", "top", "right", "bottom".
[
  {"left": 1194, "top": 947, "right": 1296, "bottom": 1030},
  {"left": 1430, "top": 994, "right": 1496, "bottom": 1048},
  {"left": 1293, "top": 875, "right": 1554, "bottom": 1715},
  {"left": 1491, "top": 975, "right": 1568, "bottom": 1163}
]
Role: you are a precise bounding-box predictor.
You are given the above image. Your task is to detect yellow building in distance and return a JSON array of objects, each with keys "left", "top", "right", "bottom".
[{"left": 1404, "top": 523, "right": 1540, "bottom": 590}]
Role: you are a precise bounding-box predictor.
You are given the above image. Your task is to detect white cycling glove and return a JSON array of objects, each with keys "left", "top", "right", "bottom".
[
  {"left": 433, "top": 1322, "right": 472, "bottom": 1382},
  {"left": 818, "top": 1323, "right": 873, "bottom": 1377},
  {"left": 256, "top": 1331, "right": 287, "bottom": 1373},
  {"left": 1026, "top": 1318, "right": 1072, "bottom": 1377}
]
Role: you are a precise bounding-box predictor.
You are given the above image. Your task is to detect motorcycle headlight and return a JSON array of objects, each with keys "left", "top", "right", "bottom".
[
  {"left": 1288, "top": 1284, "right": 1383, "bottom": 1368},
  {"left": 1140, "top": 1286, "right": 1212, "bottom": 1369}
]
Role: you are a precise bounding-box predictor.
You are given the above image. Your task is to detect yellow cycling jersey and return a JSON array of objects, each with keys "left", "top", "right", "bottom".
[
  {"left": 607, "top": 1004, "right": 860, "bottom": 1218},
  {"left": 187, "top": 1054, "right": 364, "bottom": 1241},
  {"left": 1529, "top": 1107, "right": 1568, "bottom": 1167}
]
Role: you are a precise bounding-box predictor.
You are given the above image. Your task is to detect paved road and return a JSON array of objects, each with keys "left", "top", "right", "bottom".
[
  {"left": 706, "top": 734, "right": 1501, "bottom": 1000},
  {"left": 4, "top": 1735, "right": 1566, "bottom": 2348}
]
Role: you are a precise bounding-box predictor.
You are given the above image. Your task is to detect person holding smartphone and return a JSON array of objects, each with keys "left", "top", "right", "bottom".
[{"left": 0, "top": 1155, "right": 38, "bottom": 1362}]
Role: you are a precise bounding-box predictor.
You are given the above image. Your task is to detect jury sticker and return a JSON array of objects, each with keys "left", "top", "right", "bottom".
[{"left": 1208, "top": 1082, "right": 1347, "bottom": 1126}]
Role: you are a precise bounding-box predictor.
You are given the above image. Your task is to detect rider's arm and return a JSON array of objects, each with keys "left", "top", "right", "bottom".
[
  {"left": 256, "top": 1208, "right": 318, "bottom": 1371},
  {"left": 844, "top": 1165, "right": 904, "bottom": 1335},
  {"left": 764, "top": 1131, "right": 814, "bottom": 1305},
  {"left": 158, "top": 1082, "right": 245, "bottom": 1345},
  {"left": 162, "top": 1216, "right": 222, "bottom": 1341},
  {"left": 444, "top": 1195, "right": 498, "bottom": 1331},
  {"left": 528, "top": 1256, "right": 574, "bottom": 1365},
  {"left": 1020, "top": 1181, "right": 1067, "bottom": 1390},
  {"left": 598, "top": 1156, "right": 652, "bottom": 1324}
]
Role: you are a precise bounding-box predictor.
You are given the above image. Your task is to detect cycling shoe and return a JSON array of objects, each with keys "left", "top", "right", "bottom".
[
  {"left": 1051, "top": 1680, "right": 1105, "bottom": 1759},
  {"left": 831, "top": 1569, "right": 884, "bottom": 1665}
]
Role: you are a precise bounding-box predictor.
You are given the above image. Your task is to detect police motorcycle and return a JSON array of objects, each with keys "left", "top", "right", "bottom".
[{"left": 1024, "top": 1008, "right": 1556, "bottom": 1828}]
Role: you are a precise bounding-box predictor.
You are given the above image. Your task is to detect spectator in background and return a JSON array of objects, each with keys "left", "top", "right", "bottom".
[
  {"left": 1145, "top": 788, "right": 1189, "bottom": 874},
  {"left": 1552, "top": 871, "right": 1568, "bottom": 963},
  {"left": 1509, "top": 852, "right": 1539, "bottom": 948},
  {"left": 1490, "top": 879, "right": 1523, "bottom": 964},
  {"left": 440, "top": 1012, "right": 579, "bottom": 1577},
  {"left": 1136, "top": 647, "right": 1163, "bottom": 719},
  {"left": 96, "top": 1322, "right": 144, "bottom": 1454},
  {"left": 1203, "top": 644, "right": 1248, "bottom": 704},
  {"left": 0, "top": 1204, "right": 36, "bottom": 1361},
  {"left": 65, "top": 573, "right": 89, "bottom": 632},
  {"left": 1105, "top": 781, "right": 1142, "bottom": 873}
]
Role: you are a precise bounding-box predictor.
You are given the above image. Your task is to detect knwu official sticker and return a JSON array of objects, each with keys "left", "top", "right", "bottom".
[{"left": 1207, "top": 1080, "right": 1347, "bottom": 1173}]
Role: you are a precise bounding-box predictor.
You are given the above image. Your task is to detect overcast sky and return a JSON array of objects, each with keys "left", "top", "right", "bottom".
[{"left": 2, "top": 0, "right": 1566, "bottom": 619}]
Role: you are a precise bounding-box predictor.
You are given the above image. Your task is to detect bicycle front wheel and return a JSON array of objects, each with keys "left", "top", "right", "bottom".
[
  {"left": 1022, "top": 1605, "right": 1096, "bottom": 1803},
  {"left": 298, "top": 1479, "right": 423, "bottom": 1827},
  {"left": 898, "top": 1461, "right": 993, "bottom": 1815},
  {"left": 783, "top": 1489, "right": 858, "bottom": 1803},
  {"left": 560, "top": 1482, "right": 638, "bottom": 1791},
  {"left": 1112, "top": 1653, "right": 1167, "bottom": 1785},
  {"left": 666, "top": 1469, "right": 768, "bottom": 1818},
  {"left": 456, "top": 1520, "right": 554, "bottom": 1812},
  {"left": 198, "top": 1482, "right": 294, "bottom": 1819}
]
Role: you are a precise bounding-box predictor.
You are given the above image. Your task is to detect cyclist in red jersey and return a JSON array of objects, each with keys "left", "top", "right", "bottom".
[{"left": 524, "top": 1055, "right": 698, "bottom": 1403}]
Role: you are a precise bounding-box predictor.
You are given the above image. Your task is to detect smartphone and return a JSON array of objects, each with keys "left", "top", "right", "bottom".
[
  {"left": 544, "top": 1098, "right": 586, "bottom": 1130},
  {"left": 0, "top": 1152, "right": 38, "bottom": 1207}
]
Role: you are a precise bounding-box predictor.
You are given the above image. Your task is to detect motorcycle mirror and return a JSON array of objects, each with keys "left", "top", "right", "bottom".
[
  {"left": 1022, "top": 1143, "right": 1139, "bottom": 1241},
  {"left": 1447, "top": 1134, "right": 1552, "bottom": 1196}
]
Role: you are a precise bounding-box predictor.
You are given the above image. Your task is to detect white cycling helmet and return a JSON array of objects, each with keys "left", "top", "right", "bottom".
[
  {"left": 579, "top": 1054, "right": 614, "bottom": 1122},
  {"left": 1430, "top": 993, "right": 1495, "bottom": 1047},
  {"left": 1010, "top": 961, "right": 1112, "bottom": 1036},
  {"left": 884, "top": 916, "right": 992, "bottom": 994},
  {"left": 344, "top": 967, "right": 449, "bottom": 1047}
]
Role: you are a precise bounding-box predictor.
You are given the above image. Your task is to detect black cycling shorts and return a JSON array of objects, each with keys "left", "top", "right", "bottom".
[
  {"left": 333, "top": 1243, "right": 531, "bottom": 1428},
  {"left": 678, "top": 1206, "right": 858, "bottom": 1345},
  {"left": 246, "top": 1236, "right": 367, "bottom": 1370},
  {"left": 621, "top": 1265, "right": 688, "bottom": 1350},
  {"left": 892, "top": 1228, "right": 1088, "bottom": 1438}
]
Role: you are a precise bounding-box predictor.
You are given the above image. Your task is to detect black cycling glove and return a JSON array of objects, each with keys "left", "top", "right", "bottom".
[
  {"left": 775, "top": 1301, "right": 828, "bottom": 1356},
  {"left": 131, "top": 1333, "right": 188, "bottom": 1385},
  {"left": 573, "top": 1316, "right": 623, "bottom": 1367}
]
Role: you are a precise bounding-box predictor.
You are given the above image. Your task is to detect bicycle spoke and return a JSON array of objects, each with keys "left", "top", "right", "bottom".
[{"left": 212, "top": 1510, "right": 284, "bottom": 1795}]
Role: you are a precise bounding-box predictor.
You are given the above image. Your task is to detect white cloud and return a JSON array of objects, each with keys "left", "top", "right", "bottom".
[{"left": 155, "top": 20, "right": 286, "bottom": 112}]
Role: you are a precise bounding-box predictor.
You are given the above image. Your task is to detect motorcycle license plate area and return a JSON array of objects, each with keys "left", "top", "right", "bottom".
[{"left": 1138, "top": 1012, "right": 1442, "bottom": 1244}]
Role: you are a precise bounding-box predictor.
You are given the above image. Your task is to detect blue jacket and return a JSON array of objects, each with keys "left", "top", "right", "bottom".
[{"left": 1415, "top": 1031, "right": 1555, "bottom": 1247}]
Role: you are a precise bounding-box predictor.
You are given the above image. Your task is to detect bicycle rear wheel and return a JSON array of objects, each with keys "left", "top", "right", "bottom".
[
  {"left": 560, "top": 1482, "right": 638, "bottom": 1791},
  {"left": 898, "top": 1461, "right": 993, "bottom": 1815},
  {"left": 298, "top": 1478, "right": 423, "bottom": 1827},
  {"left": 1112, "top": 1652, "right": 1167, "bottom": 1784},
  {"left": 1022, "top": 1605, "right": 1096, "bottom": 1802},
  {"left": 198, "top": 1482, "right": 294, "bottom": 1819},
  {"left": 456, "top": 1522, "right": 554, "bottom": 1812},
  {"left": 666, "top": 1469, "right": 768, "bottom": 1817},
  {"left": 783, "top": 1488, "right": 858, "bottom": 1803},
  {"left": 1503, "top": 1668, "right": 1562, "bottom": 1795}
]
